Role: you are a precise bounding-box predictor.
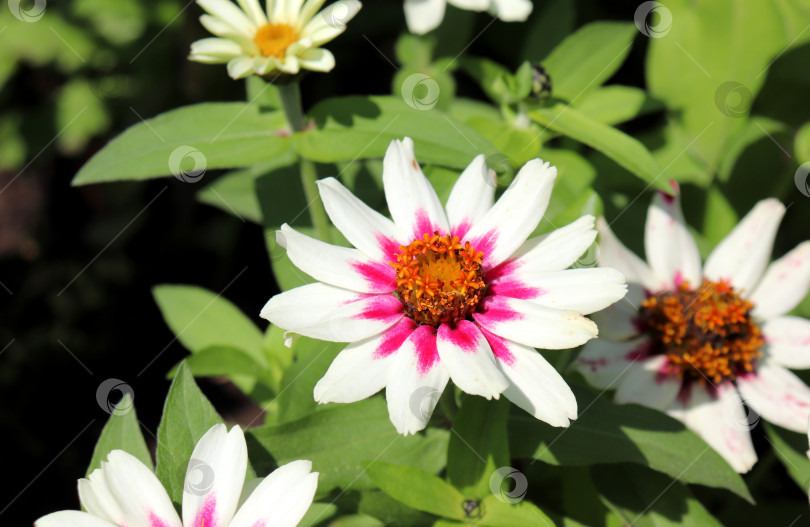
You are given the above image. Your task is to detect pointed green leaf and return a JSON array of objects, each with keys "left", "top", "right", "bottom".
[
  {"left": 367, "top": 462, "right": 466, "bottom": 521},
  {"left": 764, "top": 422, "right": 810, "bottom": 492},
  {"left": 87, "top": 394, "right": 152, "bottom": 475},
  {"left": 479, "top": 496, "right": 555, "bottom": 527}
]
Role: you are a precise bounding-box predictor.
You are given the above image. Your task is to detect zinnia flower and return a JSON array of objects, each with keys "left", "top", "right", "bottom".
[
  {"left": 404, "top": 0, "right": 532, "bottom": 35},
  {"left": 577, "top": 190, "right": 810, "bottom": 473},
  {"left": 35, "top": 424, "right": 318, "bottom": 527},
  {"left": 189, "top": 0, "right": 361, "bottom": 79},
  {"left": 261, "top": 137, "right": 627, "bottom": 435}
]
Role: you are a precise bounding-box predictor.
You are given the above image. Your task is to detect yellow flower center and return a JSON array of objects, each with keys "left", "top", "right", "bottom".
[
  {"left": 638, "top": 279, "right": 763, "bottom": 384},
  {"left": 391, "top": 233, "right": 485, "bottom": 326},
  {"left": 253, "top": 23, "right": 298, "bottom": 58}
]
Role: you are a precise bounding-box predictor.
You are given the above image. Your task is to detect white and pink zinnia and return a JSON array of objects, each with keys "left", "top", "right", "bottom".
[
  {"left": 261, "top": 137, "right": 627, "bottom": 435},
  {"left": 35, "top": 424, "right": 318, "bottom": 527},
  {"left": 577, "top": 190, "right": 810, "bottom": 473}
]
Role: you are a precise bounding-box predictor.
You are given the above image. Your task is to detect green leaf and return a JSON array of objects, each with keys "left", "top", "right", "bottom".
[
  {"left": 542, "top": 22, "right": 636, "bottom": 103},
  {"left": 167, "top": 345, "right": 274, "bottom": 385},
  {"left": 509, "top": 384, "right": 753, "bottom": 502},
  {"left": 520, "top": 0, "right": 575, "bottom": 63},
  {"left": 155, "top": 362, "right": 224, "bottom": 504},
  {"left": 275, "top": 337, "right": 343, "bottom": 422},
  {"left": 292, "top": 96, "right": 498, "bottom": 169},
  {"left": 575, "top": 86, "right": 664, "bottom": 127},
  {"left": 796, "top": 121, "right": 810, "bottom": 164},
  {"left": 87, "top": 394, "right": 152, "bottom": 475},
  {"left": 57, "top": 77, "right": 111, "bottom": 155},
  {"left": 479, "top": 496, "right": 555, "bottom": 527},
  {"left": 592, "top": 464, "right": 722, "bottom": 527},
  {"left": 447, "top": 397, "right": 510, "bottom": 498},
  {"left": 248, "top": 398, "right": 449, "bottom": 493},
  {"left": 299, "top": 502, "right": 339, "bottom": 527},
  {"left": 197, "top": 151, "right": 297, "bottom": 223},
  {"left": 764, "top": 422, "right": 810, "bottom": 492},
  {"left": 358, "top": 490, "right": 437, "bottom": 526},
  {"left": 152, "top": 285, "right": 265, "bottom": 364},
  {"left": 73, "top": 103, "right": 289, "bottom": 185},
  {"left": 367, "top": 462, "right": 466, "bottom": 521},
  {"left": 530, "top": 102, "right": 669, "bottom": 191}
]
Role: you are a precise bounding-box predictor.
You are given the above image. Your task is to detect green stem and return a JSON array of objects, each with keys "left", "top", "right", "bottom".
[{"left": 278, "top": 80, "right": 331, "bottom": 243}]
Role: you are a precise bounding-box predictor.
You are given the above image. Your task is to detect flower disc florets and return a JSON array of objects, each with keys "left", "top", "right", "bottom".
[
  {"left": 638, "top": 279, "right": 763, "bottom": 384},
  {"left": 391, "top": 232, "right": 485, "bottom": 326}
]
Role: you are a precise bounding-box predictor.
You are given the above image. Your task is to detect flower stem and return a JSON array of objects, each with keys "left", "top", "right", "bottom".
[{"left": 278, "top": 80, "right": 332, "bottom": 243}]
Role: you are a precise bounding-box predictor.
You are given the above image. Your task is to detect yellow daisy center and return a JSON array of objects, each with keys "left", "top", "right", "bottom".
[
  {"left": 253, "top": 23, "right": 298, "bottom": 58},
  {"left": 638, "top": 279, "right": 763, "bottom": 384},
  {"left": 391, "top": 233, "right": 485, "bottom": 327}
]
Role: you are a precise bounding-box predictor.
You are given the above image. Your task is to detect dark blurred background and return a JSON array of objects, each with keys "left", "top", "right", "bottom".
[{"left": 2, "top": 0, "right": 808, "bottom": 524}]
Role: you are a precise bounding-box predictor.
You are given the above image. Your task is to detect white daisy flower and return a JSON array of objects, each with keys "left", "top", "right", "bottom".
[
  {"left": 35, "top": 424, "right": 318, "bottom": 527},
  {"left": 404, "top": 0, "right": 532, "bottom": 35},
  {"left": 189, "top": 0, "right": 362, "bottom": 79},
  {"left": 261, "top": 137, "right": 627, "bottom": 435},
  {"left": 576, "top": 189, "right": 810, "bottom": 473}
]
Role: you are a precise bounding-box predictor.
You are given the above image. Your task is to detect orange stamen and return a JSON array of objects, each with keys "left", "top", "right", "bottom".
[{"left": 253, "top": 23, "right": 298, "bottom": 58}]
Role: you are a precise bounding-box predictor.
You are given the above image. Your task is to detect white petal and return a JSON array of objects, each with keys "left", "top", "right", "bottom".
[
  {"left": 236, "top": 0, "right": 267, "bottom": 25},
  {"left": 704, "top": 198, "right": 786, "bottom": 295},
  {"left": 505, "top": 215, "right": 597, "bottom": 273},
  {"left": 279, "top": 54, "right": 301, "bottom": 73},
  {"left": 445, "top": 154, "right": 496, "bottom": 237},
  {"left": 227, "top": 56, "right": 256, "bottom": 78},
  {"left": 317, "top": 177, "right": 402, "bottom": 262},
  {"left": 298, "top": 47, "right": 335, "bottom": 71},
  {"left": 614, "top": 355, "right": 681, "bottom": 411},
  {"left": 260, "top": 283, "right": 403, "bottom": 343},
  {"left": 488, "top": 0, "right": 532, "bottom": 20},
  {"left": 576, "top": 337, "right": 650, "bottom": 389},
  {"left": 737, "top": 361, "right": 810, "bottom": 433},
  {"left": 489, "top": 267, "right": 626, "bottom": 314},
  {"left": 473, "top": 296, "right": 597, "bottom": 350},
  {"left": 198, "top": 0, "right": 256, "bottom": 35},
  {"left": 404, "top": 0, "right": 446, "bottom": 35},
  {"left": 278, "top": 224, "right": 394, "bottom": 293},
  {"left": 182, "top": 425, "right": 248, "bottom": 527},
  {"left": 382, "top": 138, "right": 450, "bottom": 241},
  {"left": 314, "top": 318, "right": 416, "bottom": 403},
  {"left": 447, "top": 0, "right": 488, "bottom": 10},
  {"left": 189, "top": 37, "right": 244, "bottom": 58},
  {"left": 596, "top": 216, "right": 657, "bottom": 291},
  {"left": 302, "top": 0, "right": 362, "bottom": 46},
  {"left": 762, "top": 316, "right": 810, "bottom": 369},
  {"left": 482, "top": 328, "right": 577, "bottom": 426},
  {"left": 667, "top": 383, "right": 757, "bottom": 473},
  {"left": 78, "top": 469, "right": 126, "bottom": 524},
  {"left": 590, "top": 295, "right": 643, "bottom": 341},
  {"left": 229, "top": 460, "right": 318, "bottom": 527},
  {"left": 750, "top": 241, "right": 810, "bottom": 320},
  {"left": 436, "top": 320, "right": 508, "bottom": 399},
  {"left": 103, "top": 451, "right": 181, "bottom": 527},
  {"left": 386, "top": 325, "right": 450, "bottom": 435},
  {"left": 35, "top": 511, "right": 118, "bottom": 527},
  {"left": 644, "top": 191, "right": 702, "bottom": 290},
  {"left": 464, "top": 159, "right": 556, "bottom": 270},
  {"left": 299, "top": 0, "right": 329, "bottom": 26}
]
